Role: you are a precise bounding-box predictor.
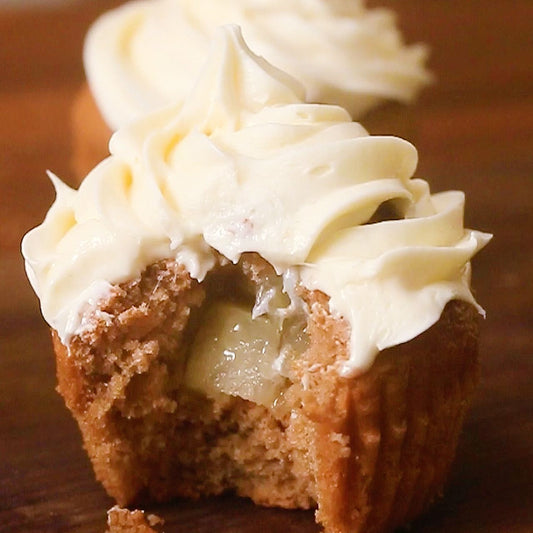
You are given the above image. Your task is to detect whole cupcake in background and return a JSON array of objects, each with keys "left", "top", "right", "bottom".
[
  {"left": 24, "top": 25, "right": 490, "bottom": 533},
  {"left": 72, "top": 0, "right": 432, "bottom": 177}
]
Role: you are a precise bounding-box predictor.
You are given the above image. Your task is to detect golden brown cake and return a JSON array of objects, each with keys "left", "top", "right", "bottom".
[
  {"left": 106, "top": 505, "right": 164, "bottom": 533},
  {"left": 71, "top": 84, "right": 111, "bottom": 180},
  {"left": 23, "top": 26, "right": 490, "bottom": 533},
  {"left": 53, "top": 254, "right": 479, "bottom": 533}
]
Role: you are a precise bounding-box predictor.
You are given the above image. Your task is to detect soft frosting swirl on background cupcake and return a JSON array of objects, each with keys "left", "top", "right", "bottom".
[{"left": 84, "top": 0, "right": 432, "bottom": 130}]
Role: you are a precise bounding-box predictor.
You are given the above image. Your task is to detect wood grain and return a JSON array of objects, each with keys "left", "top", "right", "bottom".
[{"left": 1, "top": 1, "right": 532, "bottom": 532}]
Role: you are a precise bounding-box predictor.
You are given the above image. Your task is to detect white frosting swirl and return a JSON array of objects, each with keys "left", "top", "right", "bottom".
[
  {"left": 84, "top": 0, "right": 432, "bottom": 129},
  {"left": 23, "top": 26, "right": 489, "bottom": 375}
]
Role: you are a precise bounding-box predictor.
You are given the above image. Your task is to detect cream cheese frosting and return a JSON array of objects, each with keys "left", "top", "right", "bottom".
[
  {"left": 23, "top": 26, "right": 490, "bottom": 376},
  {"left": 84, "top": 0, "right": 432, "bottom": 130}
]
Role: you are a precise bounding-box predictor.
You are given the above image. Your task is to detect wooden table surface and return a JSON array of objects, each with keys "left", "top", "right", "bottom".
[{"left": 1, "top": 1, "right": 532, "bottom": 531}]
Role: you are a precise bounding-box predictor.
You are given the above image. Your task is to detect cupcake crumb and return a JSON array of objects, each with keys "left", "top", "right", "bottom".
[{"left": 106, "top": 505, "right": 164, "bottom": 533}]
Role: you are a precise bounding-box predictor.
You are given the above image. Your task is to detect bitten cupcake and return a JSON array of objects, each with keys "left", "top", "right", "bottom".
[
  {"left": 24, "top": 26, "right": 489, "bottom": 533},
  {"left": 71, "top": 0, "right": 431, "bottom": 178}
]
